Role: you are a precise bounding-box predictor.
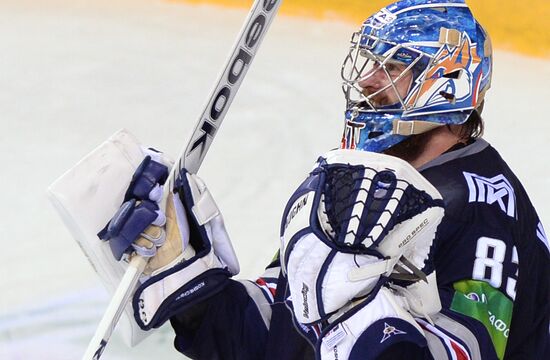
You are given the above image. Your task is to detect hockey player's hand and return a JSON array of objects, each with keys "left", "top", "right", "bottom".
[
  {"left": 98, "top": 152, "right": 170, "bottom": 261},
  {"left": 99, "top": 153, "right": 239, "bottom": 330}
]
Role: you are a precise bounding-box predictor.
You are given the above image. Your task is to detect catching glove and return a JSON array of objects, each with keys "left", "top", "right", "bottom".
[{"left": 280, "top": 149, "right": 444, "bottom": 325}]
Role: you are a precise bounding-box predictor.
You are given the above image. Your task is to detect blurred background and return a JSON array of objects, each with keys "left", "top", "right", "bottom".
[
  {"left": 1, "top": 0, "right": 548, "bottom": 359},
  {"left": 183, "top": 0, "right": 550, "bottom": 57}
]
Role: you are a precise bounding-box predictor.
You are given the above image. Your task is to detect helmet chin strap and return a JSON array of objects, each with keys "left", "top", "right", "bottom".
[{"left": 392, "top": 119, "right": 444, "bottom": 135}]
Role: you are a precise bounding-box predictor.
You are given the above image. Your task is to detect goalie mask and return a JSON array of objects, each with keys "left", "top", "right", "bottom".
[{"left": 340, "top": 0, "right": 492, "bottom": 153}]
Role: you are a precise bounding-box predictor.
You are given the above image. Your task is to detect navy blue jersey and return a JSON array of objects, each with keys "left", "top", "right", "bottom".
[
  {"left": 419, "top": 139, "right": 550, "bottom": 358},
  {"left": 170, "top": 139, "right": 549, "bottom": 359}
]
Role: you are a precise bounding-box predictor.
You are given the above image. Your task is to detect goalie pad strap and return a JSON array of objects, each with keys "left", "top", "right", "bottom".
[
  {"left": 347, "top": 258, "right": 397, "bottom": 282},
  {"left": 124, "top": 155, "right": 169, "bottom": 202},
  {"left": 191, "top": 185, "right": 220, "bottom": 226}
]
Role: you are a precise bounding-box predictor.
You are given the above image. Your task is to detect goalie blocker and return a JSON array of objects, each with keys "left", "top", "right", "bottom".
[
  {"left": 99, "top": 157, "right": 240, "bottom": 330},
  {"left": 47, "top": 129, "right": 239, "bottom": 339}
]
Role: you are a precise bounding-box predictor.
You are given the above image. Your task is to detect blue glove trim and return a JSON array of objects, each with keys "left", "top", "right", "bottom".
[
  {"left": 98, "top": 199, "right": 160, "bottom": 260},
  {"left": 124, "top": 156, "right": 169, "bottom": 201}
]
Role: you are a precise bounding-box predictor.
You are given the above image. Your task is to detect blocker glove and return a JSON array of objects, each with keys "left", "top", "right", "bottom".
[{"left": 99, "top": 152, "right": 239, "bottom": 330}]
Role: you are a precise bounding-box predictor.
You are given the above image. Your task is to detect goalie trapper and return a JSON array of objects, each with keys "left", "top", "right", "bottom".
[{"left": 280, "top": 149, "right": 445, "bottom": 325}]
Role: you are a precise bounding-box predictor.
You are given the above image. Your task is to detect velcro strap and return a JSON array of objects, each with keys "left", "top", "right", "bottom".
[
  {"left": 192, "top": 189, "right": 219, "bottom": 225},
  {"left": 392, "top": 119, "right": 443, "bottom": 136},
  {"left": 347, "top": 258, "right": 397, "bottom": 282},
  {"left": 439, "top": 27, "right": 461, "bottom": 46}
]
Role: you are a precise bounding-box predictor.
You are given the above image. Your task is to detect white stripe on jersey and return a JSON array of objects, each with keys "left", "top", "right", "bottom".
[
  {"left": 417, "top": 318, "right": 472, "bottom": 360},
  {"left": 536, "top": 222, "right": 549, "bottom": 253}
]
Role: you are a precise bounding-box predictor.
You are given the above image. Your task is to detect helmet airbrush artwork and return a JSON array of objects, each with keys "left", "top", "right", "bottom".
[{"left": 341, "top": 0, "right": 492, "bottom": 152}]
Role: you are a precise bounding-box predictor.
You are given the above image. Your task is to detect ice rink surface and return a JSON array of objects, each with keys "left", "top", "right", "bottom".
[{"left": 1, "top": 0, "right": 549, "bottom": 359}]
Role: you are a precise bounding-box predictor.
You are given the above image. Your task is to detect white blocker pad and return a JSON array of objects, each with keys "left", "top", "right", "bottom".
[{"left": 47, "top": 129, "right": 152, "bottom": 347}]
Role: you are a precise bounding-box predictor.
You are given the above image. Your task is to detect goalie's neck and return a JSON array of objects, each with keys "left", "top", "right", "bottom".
[
  {"left": 385, "top": 125, "right": 466, "bottom": 169},
  {"left": 413, "top": 126, "right": 465, "bottom": 169}
]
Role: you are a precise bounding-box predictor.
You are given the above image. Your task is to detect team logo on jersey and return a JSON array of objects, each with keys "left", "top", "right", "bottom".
[
  {"left": 463, "top": 172, "right": 516, "bottom": 218},
  {"left": 536, "top": 222, "right": 549, "bottom": 253},
  {"left": 341, "top": 119, "right": 366, "bottom": 150},
  {"left": 380, "top": 322, "right": 407, "bottom": 343}
]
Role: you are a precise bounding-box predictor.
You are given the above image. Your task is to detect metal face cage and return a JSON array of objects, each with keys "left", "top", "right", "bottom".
[{"left": 341, "top": 25, "right": 437, "bottom": 113}]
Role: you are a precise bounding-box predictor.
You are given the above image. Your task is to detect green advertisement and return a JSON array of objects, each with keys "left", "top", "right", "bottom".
[{"left": 451, "top": 280, "right": 513, "bottom": 359}]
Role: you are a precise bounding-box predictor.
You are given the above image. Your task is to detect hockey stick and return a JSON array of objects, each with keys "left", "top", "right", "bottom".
[{"left": 82, "top": 1, "right": 282, "bottom": 359}]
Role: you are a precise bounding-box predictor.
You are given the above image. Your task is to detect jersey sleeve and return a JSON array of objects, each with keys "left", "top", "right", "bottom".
[
  {"left": 169, "top": 263, "right": 280, "bottom": 359},
  {"left": 504, "top": 217, "right": 550, "bottom": 358}
]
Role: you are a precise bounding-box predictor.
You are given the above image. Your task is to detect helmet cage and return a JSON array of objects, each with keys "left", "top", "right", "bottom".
[{"left": 342, "top": 27, "right": 439, "bottom": 113}]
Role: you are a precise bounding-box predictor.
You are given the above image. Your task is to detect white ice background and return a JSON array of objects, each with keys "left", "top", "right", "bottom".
[{"left": 1, "top": 0, "right": 549, "bottom": 359}]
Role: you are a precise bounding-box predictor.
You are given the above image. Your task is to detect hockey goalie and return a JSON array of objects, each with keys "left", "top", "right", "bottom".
[{"left": 51, "top": 0, "right": 550, "bottom": 359}]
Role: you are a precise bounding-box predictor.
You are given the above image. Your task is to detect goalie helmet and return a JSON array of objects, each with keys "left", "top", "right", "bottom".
[{"left": 340, "top": 0, "right": 493, "bottom": 153}]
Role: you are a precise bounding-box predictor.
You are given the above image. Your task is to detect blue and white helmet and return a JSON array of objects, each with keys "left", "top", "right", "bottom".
[{"left": 340, "top": 0, "right": 493, "bottom": 153}]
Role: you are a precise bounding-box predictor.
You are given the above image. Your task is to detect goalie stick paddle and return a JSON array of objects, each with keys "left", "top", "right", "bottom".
[{"left": 82, "top": 1, "right": 283, "bottom": 359}]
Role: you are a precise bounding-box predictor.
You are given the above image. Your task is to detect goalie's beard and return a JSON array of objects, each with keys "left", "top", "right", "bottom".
[{"left": 383, "top": 131, "right": 433, "bottom": 164}]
